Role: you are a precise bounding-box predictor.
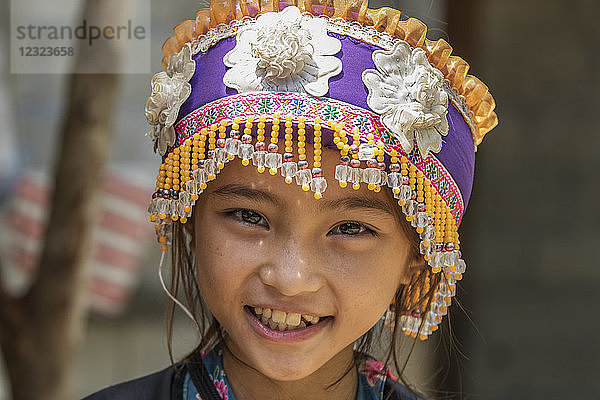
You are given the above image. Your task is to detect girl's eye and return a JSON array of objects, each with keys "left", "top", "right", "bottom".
[
  {"left": 329, "top": 221, "right": 374, "bottom": 236},
  {"left": 231, "top": 209, "right": 269, "bottom": 228}
]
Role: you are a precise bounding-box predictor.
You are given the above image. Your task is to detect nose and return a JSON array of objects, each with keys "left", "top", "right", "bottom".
[{"left": 258, "top": 235, "right": 325, "bottom": 297}]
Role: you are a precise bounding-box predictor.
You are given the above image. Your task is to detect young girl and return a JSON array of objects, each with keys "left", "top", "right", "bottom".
[{"left": 85, "top": 1, "right": 497, "bottom": 399}]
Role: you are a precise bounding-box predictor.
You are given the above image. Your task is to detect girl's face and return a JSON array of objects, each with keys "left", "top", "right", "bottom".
[{"left": 193, "top": 148, "right": 415, "bottom": 382}]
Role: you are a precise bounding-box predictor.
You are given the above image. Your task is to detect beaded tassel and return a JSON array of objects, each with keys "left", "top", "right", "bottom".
[
  {"left": 310, "top": 117, "right": 326, "bottom": 199},
  {"left": 295, "top": 117, "right": 311, "bottom": 191},
  {"left": 349, "top": 127, "right": 361, "bottom": 190},
  {"left": 225, "top": 118, "right": 241, "bottom": 161},
  {"left": 266, "top": 113, "right": 283, "bottom": 175},
  {"left": 206, "top": 125, "right": 218, "bottom": 180},
  {"left": 334, "top": 125, "right": 350, "bottom": 188},
  {"left": 239, "top": 117, "right": 255, "bottom": 166},
  {"left": 281, "top": 115, "right": 297, "bottom": 183},
  {"left": 253, "top": 116, "right": 267, "bottom": 173},
  {"left": 171, "top": 147, "right": 180, "bottom": 221}
]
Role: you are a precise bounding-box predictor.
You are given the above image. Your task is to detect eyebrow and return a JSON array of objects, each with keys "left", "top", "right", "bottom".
[
  {"left": 209, "top": 184, "right": 283, "bottom": 208},
  {"left": 318, "top": 196, "right": 395, "bottom": 217},
  {"left": 208, "top": 183, "right": 395, "bottom": 216}
]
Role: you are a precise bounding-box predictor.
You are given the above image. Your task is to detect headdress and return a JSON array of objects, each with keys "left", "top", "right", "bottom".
[{"left": 145, "top": 0, "right": 498, "bottom": 340}]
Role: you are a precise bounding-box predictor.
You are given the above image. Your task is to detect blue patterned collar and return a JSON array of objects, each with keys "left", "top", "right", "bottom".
[{"left": 182, "top": 346, "right": 391, "bottom": 400}]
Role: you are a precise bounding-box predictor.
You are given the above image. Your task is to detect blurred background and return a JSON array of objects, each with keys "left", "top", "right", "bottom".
[{"left": 0, "top": 0, "right": 598, "bottom": 399}]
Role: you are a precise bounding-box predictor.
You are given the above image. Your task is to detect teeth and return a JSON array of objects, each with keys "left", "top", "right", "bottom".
[
  {"left": 285, "top": 312, "right": 301, "bottom": 327},
  {"left": 253, "top": 307, "right": 322, "bottom": 331},
  {"left": 272, "top": 309, "right": 286, "bottom": 324}
]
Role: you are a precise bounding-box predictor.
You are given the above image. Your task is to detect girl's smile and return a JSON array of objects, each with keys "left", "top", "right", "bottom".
[{"left": 245, "top": 305, "right": 333, "bottom": 342}]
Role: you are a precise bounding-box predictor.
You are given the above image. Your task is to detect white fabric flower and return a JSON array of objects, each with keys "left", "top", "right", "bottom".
[
  {"left": 145, "top": 43, "right": 195, "bottom": 155},
  {"left": 362, "top": 41, "right": 449, "bottom": 159},
  {"left": 223, "top": 6, "right": 341, "bottom": 97}
]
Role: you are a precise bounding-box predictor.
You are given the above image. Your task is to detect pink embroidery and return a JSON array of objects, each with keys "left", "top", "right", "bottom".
[
  {"left": 213, "top": 378, "right": 229, "bottom": 400},
  {"left": 359, "top": 358, "right": 397, "bottom": 386}
]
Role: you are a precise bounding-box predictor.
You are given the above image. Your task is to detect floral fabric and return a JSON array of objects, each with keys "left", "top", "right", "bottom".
[{"left": 183, "top": 346, "right": 394, "bottom": 400}]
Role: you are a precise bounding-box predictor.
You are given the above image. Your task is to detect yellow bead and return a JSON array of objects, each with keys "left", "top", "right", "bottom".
[
  {"left": 352, "top": 183, "right": 360, "bottom": 190},
  {"left": 339, "top": 181, "right": 347, "bottom": 188},
  {"left": 242, "top": 159, "right": 250, "bottom": 166},
  {"left": 302, "top": 184, "right": 310, "bottom": 191},
  {"left": 200, "top": 183, "right": 207, "bottom": 190},
  {"left": 314, "top": 193, "right": 321, "bottom": 199},
  {"left": 374, "top": 186, "right": 381, "bottom": 193},
  {"left": 149, "top": 215, "right": 157, "bottom": 222},
  {"left": 367, "top": 183, "right": 375, "bottom": 190},
  {"left": 180, "top": 217, "right": 188, "bottom": 224},
  {"left": 285, "top": 176, "right": 292, "bottom": 184},
  {"left": 257, "top": 166, "right": 265, "bottom": 173},
  {"left": 269, "top": 168, "right": 277, "bottom": 175}
]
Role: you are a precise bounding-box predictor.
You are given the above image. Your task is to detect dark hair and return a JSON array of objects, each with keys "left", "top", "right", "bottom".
[{"left": 165, "top": 188, "right": 440, "bottom": 398}]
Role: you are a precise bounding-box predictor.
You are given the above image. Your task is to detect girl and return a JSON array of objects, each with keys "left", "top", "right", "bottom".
[{"left": 85, "top": 1, "right": 497, "bottom": 399}]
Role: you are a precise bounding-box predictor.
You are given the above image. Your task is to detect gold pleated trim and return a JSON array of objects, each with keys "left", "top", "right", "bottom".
[{"left": 159, "top": 0, "right": 497, "bottom": 146}]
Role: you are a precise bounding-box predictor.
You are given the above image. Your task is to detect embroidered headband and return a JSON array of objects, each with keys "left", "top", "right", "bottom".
[{"left": 145, "top": 0, "right": 498, "bottom": 340}]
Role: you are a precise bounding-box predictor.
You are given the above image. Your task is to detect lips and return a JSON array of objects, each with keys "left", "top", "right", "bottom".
[{"left": 248, "top": 306, "right": 324, "bottom": 331}]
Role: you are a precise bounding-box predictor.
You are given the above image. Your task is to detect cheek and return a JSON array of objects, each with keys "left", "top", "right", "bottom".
[
  {"left": 194, "top": 220, "right": 265, "bottom": 311},
  {"left": 329, "top": 245, "right": 406, "bottom": 329}
]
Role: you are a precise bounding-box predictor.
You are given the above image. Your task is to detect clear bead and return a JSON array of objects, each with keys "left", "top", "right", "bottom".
[
  {"left": 358, "top": 142, "right": 375, "bottom": 160},
  {"left": 379, "top": 171, "right": 388, "bottom": 186},
  {"left": 295, "top": 168, "right": 313, "bottom": 187},
  {"left": 147, "top": 199, "right": 157, "bottom": 214},
  {"left": 424, "top": 311, "right": 437, "bottom": 325},
  {"left": 214, "top": 148, "right": 228, "bottom": 165},
  {"left": 420, "top": 241, "right": 434, "bottom": 256},
  {"left": 225, "top": 137, "right": 241, "bottom": 156},
  {"left": 415, "top": 212, "right": 429, "bottom": 228},
  {"left": 310, "top": 176, "right": 327, "bottom": 195},
  {"left": 348, "top": 167, "right": 362, "bottom": 183},
  {"left": 403, "top": 199, "right": 417, "bottom": 216},
  {"left": 421, "top": 225, "right": 436, "bottom": 241},
  {"left": 335, "top": 164, "right": 349, "bottom": 182},
  {"left": 395, "top": 185, "right": 412, "bottom": 201},
  {"left": 362, "top": 168, "right": 380, "bottom": 184},
  {"left": 428, "top": 251, "right": 442, "bottom": 268},
  {"left": 239, "top": 143, "right": 254, "bottom": 160},
  {"left": 281, "top": 162, "right": 298, "bottom": 180},
  {"left": 252, "top": 151, "right": 266, "bottom": 168},
  {"left": 388, "top": 172, "right": 401, "bottom": 188},
  {"left": 204, "top": 159, "right": 218, "bottom": 177},
  {"left": 157, "top": 198, "right": 170, "bottom": 215},
  {"left": 264, "top": 152, "right": 283, "bottom": 170},
  {"left": 192, "top": 168, "right": 207, "bottom": 185},
  {"left": 443, "top": 251, "right": 458, "bottom": 269},
  {"left": 456, "top": 258, "right": 466, "bottom": 274}
]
